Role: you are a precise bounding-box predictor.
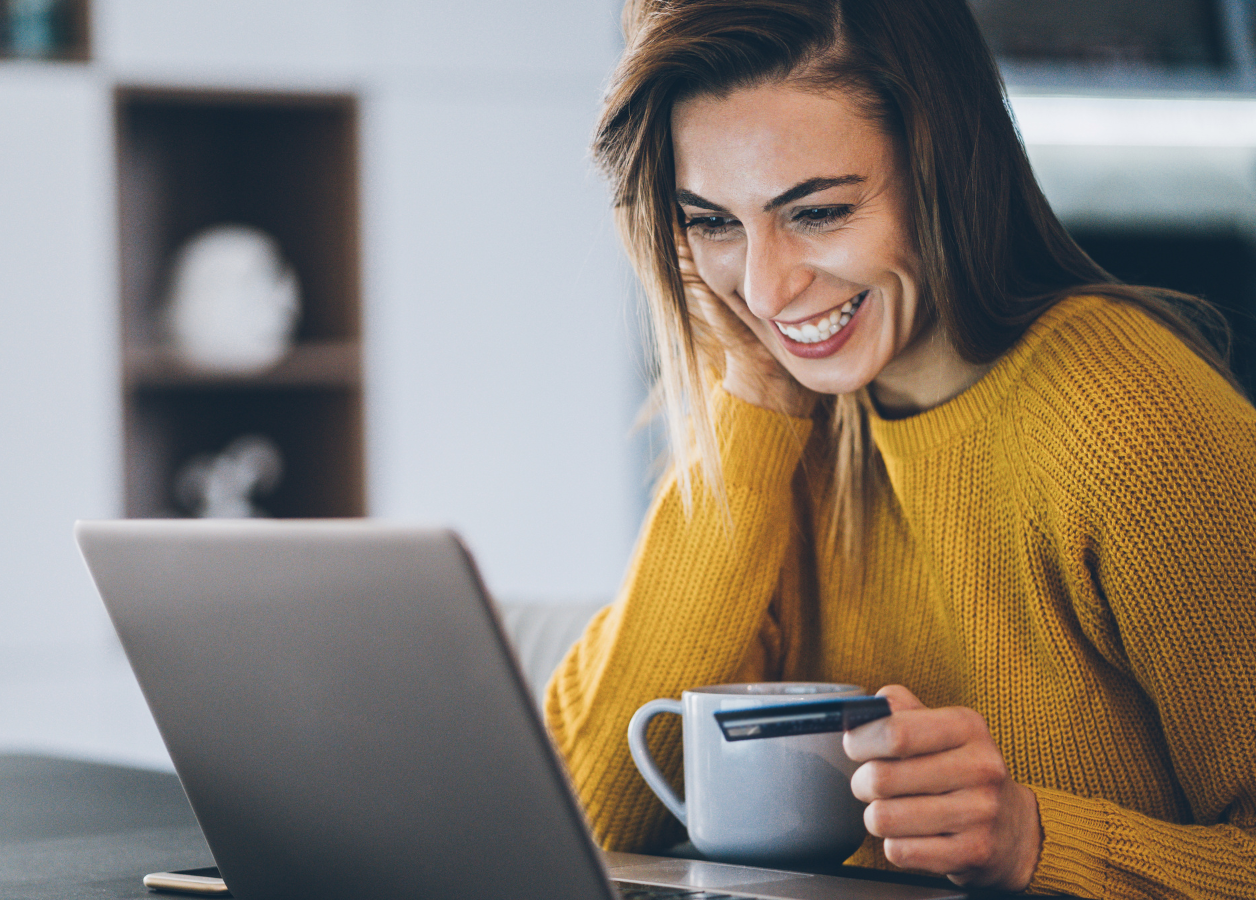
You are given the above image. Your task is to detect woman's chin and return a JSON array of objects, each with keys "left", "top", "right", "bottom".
[{"left": 786, "top": 368, "right": 874, "bottom": 399}]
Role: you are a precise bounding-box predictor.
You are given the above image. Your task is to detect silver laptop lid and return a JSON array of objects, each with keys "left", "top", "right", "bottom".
[{"left": 74, "top": 519, "right": 615, "bottom": 900}]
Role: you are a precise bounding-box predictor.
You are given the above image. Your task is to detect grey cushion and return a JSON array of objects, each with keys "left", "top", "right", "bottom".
[{"left": 496, "top": 601, "right": 605, "bottom": 709}]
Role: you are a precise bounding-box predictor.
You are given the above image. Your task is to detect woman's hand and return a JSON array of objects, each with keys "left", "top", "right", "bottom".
[
  {"left": 844, "top": 685, "right": 1043, "bottom": 891},
  {"left": 676, "top": 234, "right": 816, "bottom": 418}
]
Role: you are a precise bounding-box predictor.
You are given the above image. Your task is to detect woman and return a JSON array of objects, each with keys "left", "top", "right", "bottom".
[{"left": 545, "top": 0, "right": 1256, "bottom": 896}]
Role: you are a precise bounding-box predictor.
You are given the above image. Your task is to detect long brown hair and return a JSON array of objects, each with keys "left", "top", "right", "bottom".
[{"left": 598, "top": 0, "right": 1237, "bottom": 545}]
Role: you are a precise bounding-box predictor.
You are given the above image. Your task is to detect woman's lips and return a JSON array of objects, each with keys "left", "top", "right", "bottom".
[{"left": 772, "top": 290, "right": 869, "bottom": 359}]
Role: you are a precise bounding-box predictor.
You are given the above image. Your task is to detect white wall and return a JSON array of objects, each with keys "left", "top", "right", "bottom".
[
  {"left": 0, "top": 66, "right": 118, "bottom": 653},
  {"left": 364, "top": 87, "right": 640, "bottom": 598},
  {"left": 0, "top": 0, "right": 637, "bottom": 766}
]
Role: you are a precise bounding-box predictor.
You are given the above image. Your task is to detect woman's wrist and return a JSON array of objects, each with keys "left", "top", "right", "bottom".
[
  {"left": 1002, "top": 781, "right": 1044, "bottom": 891},
  {"left": 709, "top": 382, "right": 815, "bottom": 488}
]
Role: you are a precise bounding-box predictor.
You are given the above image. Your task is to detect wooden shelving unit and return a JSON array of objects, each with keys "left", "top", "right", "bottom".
[
  {"left": 116, "top": 87, "right": 365, "bottom": 519},
  {"left": 124, "top": 340, "right": 361, "bottom": 390},
  {"left": 1, "top": 0, "right": 91, "bottom": 61}
]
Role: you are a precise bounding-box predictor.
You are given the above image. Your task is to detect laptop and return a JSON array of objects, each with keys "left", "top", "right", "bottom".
[{"left": 74, "top": 519, "right": 963, "bottom": 900}]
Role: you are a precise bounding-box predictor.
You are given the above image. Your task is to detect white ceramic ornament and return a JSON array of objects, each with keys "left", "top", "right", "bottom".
[
  {"left": 165, "top": 225, "right": 300, "bottom": 373},
  {"left": 173, "top": 434, "right": 284, "bottom": 519}
]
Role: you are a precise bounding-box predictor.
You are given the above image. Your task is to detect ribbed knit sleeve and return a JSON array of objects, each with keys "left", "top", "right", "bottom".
[
  {"left": 1012, "top": 301, "right": 1256, "bottom": 898},
  {"left": 544, "top": 388, "right": 814, "bottom": 852}
]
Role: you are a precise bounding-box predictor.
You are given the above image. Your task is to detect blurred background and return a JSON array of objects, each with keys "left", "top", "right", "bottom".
[{"left": 1, "top": 0, "right": 1253, "bottom": 769}]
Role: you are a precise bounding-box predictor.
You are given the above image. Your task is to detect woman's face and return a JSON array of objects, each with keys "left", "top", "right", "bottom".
[{"left": 672, "top": 82, "right": 931, "bottom": 399}]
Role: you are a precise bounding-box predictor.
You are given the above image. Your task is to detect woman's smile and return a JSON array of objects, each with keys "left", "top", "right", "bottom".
[{"left": 771, "top": 288, "right": 870, "bottom": 357}]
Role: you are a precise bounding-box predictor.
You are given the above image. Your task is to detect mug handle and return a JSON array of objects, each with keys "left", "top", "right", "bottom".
[{"left": 627, "top": 698, "right": 686, "bottom": 826}]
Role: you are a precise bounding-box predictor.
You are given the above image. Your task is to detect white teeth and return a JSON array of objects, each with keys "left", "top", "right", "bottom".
[{"left": 774, "top": 291, "right": 868, "bottom": 344}]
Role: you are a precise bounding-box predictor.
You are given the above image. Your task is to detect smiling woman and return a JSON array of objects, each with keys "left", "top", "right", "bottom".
[
  {"left": 544, "top": 1, "right": 1256, "bottom": 898},
  {"left": 672, "top": 87, "right": 946, "bottom": 407}
]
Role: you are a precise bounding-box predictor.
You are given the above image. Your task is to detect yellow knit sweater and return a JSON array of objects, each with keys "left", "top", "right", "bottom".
[{"left": 545, "top": 295, "right": 1256, "bottom": 899}]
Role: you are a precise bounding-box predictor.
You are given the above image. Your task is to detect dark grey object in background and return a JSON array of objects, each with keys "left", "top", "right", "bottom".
[
  {"left": 1072, "top": 230, "right": 1256, "bottom": 398},
  {"left": 969, "top": 0, "right": 1256, "bottom": 91},
  {"left": 0, "top": 755, "right": 195, "bottom": 844},
  {"left": 971, "top": 0, "right": 1228, "bottom": 66}
]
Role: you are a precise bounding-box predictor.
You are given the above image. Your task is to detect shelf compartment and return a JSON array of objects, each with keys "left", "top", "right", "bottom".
[
  {"left": 125, "top": 387, "right": 365, "bottom": 520},
  {"left": 116, "top": 87, "right": 360, "bottom": 346}
]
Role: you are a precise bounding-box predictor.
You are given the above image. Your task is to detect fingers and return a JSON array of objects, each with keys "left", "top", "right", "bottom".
[
  {"left": 863, "top": 787, "right": 1003, "bottom": 839},
  {"left": 876, "top": 684, "right": 926, "bottom": 712},
  {"left": 676, "top": 232, "right": 755, "bottom": 338},
  {"left": 850, "top": 743, "right": 1008, "bottom": 802},
  {"left": 840, "top": 693, "right": 1044, "bottom": 892},
  {"left": 677, "top": 240, "right": 720, "bottom": 303},
  {"left": 881, "top": 831, "right": 1006, "bottom": 884},
  {"left": 870, "top": 783, "right": 1043, "bottom": 890},
  {"left": 675, "top": 228, "right": 817, "bottom": 416},
  {"left": 844, "top": 704, "right": 986, "bottom": 762},
  {"left": 676, "top": 232, "right": 723, "bottom": 307}
]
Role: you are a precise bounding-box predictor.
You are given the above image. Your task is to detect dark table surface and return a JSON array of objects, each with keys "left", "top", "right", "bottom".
[
  {"left": 0, "top": 754, "right": 212, "bottom": 899},
  {"left": 0, "top": 754, "right": 1068, "bottom": 900}
]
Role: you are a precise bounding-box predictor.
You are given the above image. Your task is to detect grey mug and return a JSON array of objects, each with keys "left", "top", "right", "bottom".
[{"left": 627, "top": 682, "right": 868, "bottom": 866}]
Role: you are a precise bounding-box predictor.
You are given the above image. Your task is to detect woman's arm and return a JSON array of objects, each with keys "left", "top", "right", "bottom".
[
  {"left": 1026, "top": 414, "right": 1256, "bottom": 896},
  {"left": 1022, "top": 316, "right": 1256, "bottom": 898},
  {"left": 544, "top": 388, "right": 814, "bottom": 852},
  {"left": 1027, "top": 788, "right": 1256, "bottom": 898}
]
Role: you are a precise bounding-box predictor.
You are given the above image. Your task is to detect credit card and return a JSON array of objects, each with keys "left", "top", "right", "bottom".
[{"left": 714, "top": 695, "right": 891, "bottom": 741}]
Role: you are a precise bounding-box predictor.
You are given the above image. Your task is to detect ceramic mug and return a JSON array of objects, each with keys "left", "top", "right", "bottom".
[{"left": 627, "top": 682, "right": 867, "bottom": 866}]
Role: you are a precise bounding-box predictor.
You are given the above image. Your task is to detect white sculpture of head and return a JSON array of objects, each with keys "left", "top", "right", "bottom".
[{"left": 165, "top": 225, "right": 301, "bottom": 373}]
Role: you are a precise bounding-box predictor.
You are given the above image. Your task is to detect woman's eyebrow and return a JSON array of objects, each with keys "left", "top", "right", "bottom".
[
  {"left": 763, "top": 175, "right": 865, "bottom": 212},
  {"left": 675, "top": 176, "right": 865, "bottom": 215},
  {"left": 675, "top": 189, "right": 728, "bottom": 213}
]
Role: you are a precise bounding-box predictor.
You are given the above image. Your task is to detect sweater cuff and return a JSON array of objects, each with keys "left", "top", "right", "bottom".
[
  {"left": 1026, "top": 786, "right": 1109, "bottom": 896},
  {"left": 710, "top": 386, "right": 814, "bottom": 488}
]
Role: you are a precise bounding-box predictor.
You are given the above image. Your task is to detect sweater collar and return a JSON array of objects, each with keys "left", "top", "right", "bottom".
[{"left": 868, "top": 295, "right": 1099, "bottom": 459}]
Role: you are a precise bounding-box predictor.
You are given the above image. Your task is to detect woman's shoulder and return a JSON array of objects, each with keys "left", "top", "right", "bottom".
[
  {"left": 1009, "top": 292, "right": 1251, "bottom": 422},
  {"left": 1001, "top": 293, "right": 1256, "bottom": 486},
  {"left": 1014, "top": 292, "right": 1216, "bottom": 379}
]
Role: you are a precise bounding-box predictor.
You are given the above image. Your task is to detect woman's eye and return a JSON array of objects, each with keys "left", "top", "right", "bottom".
[
  {"left": 682, "top": 215, "right": 739, "bottom": 238},
  {"left": 794, "top": 206, "right": 853, "bottom": 230}
]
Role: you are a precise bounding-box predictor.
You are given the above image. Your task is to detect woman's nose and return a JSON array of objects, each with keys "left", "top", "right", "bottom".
[{"left": 741, "top": 232, "right": 812, "bottom": 320}]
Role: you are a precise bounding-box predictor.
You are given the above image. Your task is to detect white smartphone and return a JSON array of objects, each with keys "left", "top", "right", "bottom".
[{"left": 142, "top": 867, "right": 230, "bottom": 896}]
